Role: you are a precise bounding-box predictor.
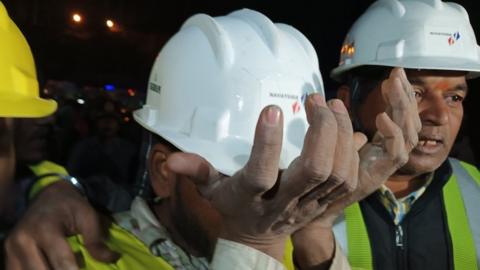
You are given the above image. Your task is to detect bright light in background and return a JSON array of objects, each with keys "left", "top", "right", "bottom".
[
  {"left": 104, "top": 84, "right": 115, "bottom": 92},
  {"left": 72, "top": 13, "right": 82, "bottom": 23},
  {"left": 106, "top": 19, "right": 114, "bottom": 28},
  {"left": 76, "top": 98, "right": 85, "bottom": 105},
  {"left": 127, "top": 88, "right": 136, "bottom": 97}
]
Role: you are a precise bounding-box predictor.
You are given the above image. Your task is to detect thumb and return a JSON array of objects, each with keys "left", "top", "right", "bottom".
[
  {"left": 75, "top": 209, "right": 120, "bottom": 263},
  {"left": 166, "top": 152, "right": 221, "bottom": 198}
]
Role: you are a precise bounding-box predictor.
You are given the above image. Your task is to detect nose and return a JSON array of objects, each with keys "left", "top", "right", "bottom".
[{"left": 419, "top": 94, "right": 449, "bottom": 126}]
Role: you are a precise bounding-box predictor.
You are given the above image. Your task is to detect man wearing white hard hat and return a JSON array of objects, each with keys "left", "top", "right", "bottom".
[
  {"left": 5, "top": 8, "right": 420, "bottom": 270},
  {"left": 293, "top": 0, "right": 480, "bottom": 269}
]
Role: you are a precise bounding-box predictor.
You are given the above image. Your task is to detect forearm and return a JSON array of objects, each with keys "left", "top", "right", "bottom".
[{"left": 293, "top": 227, "right": 335, "bottom": 270}]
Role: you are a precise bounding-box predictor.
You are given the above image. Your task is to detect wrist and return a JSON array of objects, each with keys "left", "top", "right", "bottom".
[{"left": 293, "top": 226, "right": 335, "bottom": 270}]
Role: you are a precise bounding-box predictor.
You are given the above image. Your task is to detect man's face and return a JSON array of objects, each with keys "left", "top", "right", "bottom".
[
  {"left": 14, "top": 116, "right": 53, "bottom": 164},
  {"left": 170, "top": 175, "right": 222, "bottom": 259},
  {"left": 0, "top": 118, "right": 15, "bottom": 207},
  {"left": 357, "top": 69, "right": 467, "bottom": 175},
  {"left": 149, "top": 143, "right": 222, "bottom": 259}
]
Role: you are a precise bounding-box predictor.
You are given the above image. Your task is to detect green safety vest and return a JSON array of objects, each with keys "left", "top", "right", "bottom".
[
  {"left": 334, "top": 158, "right": 480, "bottom": 270},
  {"left": 29, "top": 161, "right": 298, "bottom": 269}
]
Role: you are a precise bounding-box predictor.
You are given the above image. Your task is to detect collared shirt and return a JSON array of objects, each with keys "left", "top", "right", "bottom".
[
  {"left": 377, "top": 174, "right": 434, "bottom": 225},
  {"left": 114, "top": 197, "right": 209, "bottom": 270}
]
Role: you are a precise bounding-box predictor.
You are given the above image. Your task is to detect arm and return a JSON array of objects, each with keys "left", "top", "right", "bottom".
[{"left": 5, "top": 180, "right": 119, "bottom": 270}]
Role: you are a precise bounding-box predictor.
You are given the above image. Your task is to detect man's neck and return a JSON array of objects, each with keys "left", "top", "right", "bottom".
[
  {"left": 385, "top": 173, "right": 430, "bottom": 198},
  {"left": 152, "top": 203, "right": 203, "bottom": 257}
]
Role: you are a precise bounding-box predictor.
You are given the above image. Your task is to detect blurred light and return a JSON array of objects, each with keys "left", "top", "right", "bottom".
[
  {"left": 127, "top": 88, "right": 136, "bottom": 97},
  {"left": 104, "top": 84, "right": 115, "bottom": 92},
  {"left": 77, "top": 98, "right": 85, "bottom": 105},
  {"left": 124, "top": 117, "right": 130, "bottom": 122},
  {"left": 72, "top": 13, "right": 82, "bottom": 23},
  {"left": 106, "top": 19, "right": 114, "bottom": 28},
  {"left": 43, "top": 88, "right": 49, "bottom": 95},
  {"left": 120, "top": 108, "right": 127, "bottom": 114}
]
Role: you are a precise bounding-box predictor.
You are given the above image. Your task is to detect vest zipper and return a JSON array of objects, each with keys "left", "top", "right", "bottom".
[{"left": 395, "top": 224, "right": 407, "bottom": 270}]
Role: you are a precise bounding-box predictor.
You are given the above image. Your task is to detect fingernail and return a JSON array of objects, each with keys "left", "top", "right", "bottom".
[
  {"left": 265, "top": 105, "right": 281, "bottom": 125},
  {"left": 328, "top": 99, "right": 347, "bottom": 114},
  {"left": 310, "top": 93, "right": 325, "bottom": 106}
]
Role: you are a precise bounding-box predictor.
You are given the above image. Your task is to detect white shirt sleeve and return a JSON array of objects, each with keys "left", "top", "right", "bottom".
[{"left": 210, "top": 239, "right": 286, "bottom": 270}]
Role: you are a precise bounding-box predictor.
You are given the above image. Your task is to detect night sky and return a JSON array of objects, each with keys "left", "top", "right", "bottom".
[{"left": 3, "top": 0, "right": 480, "bottom": 160}]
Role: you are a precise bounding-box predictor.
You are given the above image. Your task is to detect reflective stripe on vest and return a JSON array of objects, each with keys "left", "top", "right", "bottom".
[
  {"left": 68, "top": 223, "right": 175, "bottom": 269},
  {"left": 28, "top": 160, "right": 68, "bottom": 199},
  {"left": 333, "top": 159, "right": 480, "bottom": 269},
  {"left": 447, "top": 158, "right": 480, "bottom": 269}
]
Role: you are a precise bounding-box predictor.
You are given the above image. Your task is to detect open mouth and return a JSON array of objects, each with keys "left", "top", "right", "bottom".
[
  {"left": 417, "top": 139, "right": 442, "bottom": 147},
  {"left": 415, "top": 135, "right": 444, "bottom": 154}
]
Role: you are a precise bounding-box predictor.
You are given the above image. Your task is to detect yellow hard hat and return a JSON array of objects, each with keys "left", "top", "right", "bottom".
[{"left": 0, "top": 2, "right": 56, "bottom": 117}]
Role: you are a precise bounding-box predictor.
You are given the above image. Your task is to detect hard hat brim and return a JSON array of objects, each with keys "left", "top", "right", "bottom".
[
  {"left": 331, "top": 56, "right": 480, "bottom": 82},
  {"left": 0, "top": 97, "right": 57, "bottom": 118}
]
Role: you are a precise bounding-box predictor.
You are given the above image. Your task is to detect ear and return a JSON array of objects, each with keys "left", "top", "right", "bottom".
[
  {"left": 149, "top": 143, "right": 174, "bottom": 199},
  {"left": 337, "top": 85, "right": 352, "bottom": 113}
]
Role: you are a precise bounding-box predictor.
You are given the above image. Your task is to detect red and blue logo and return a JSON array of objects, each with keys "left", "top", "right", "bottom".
[
  {"left": 448, "top": 32, "right": 461, "bottom": 46},
  {"left": 292, "top": 92, "right": 309, "bottom": 114}
]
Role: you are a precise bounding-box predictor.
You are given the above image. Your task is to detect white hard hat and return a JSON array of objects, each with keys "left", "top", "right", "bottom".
[
  {"left": 134, "top": 9, "right": 324, "bottom": 176},
  {"left": 331, "top": 0, "right": 480, "bottom": 82}
]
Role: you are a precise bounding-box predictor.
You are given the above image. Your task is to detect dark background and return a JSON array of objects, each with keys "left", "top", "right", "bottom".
[{"left": 3, "top": 0, "right": 480, "bottom": 165}]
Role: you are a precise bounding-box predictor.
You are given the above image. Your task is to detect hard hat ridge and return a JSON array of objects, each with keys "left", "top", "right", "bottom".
[
  {"left": 181, "top": 14, "right": 234, "bottom": 69},
  {"left": 229, "top": 9, "right": 280, "bottom": 57}
]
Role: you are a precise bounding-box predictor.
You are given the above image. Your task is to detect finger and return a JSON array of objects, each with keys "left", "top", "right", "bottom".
[
  {"left": 397, "top": 68, "right": 422, "bottom": 133},
  {"left": 353, "top": 132, "right": 368, "bottom": 151},
  {"left": 42, "top": 236, "right": 79, "bottom": 270},
  {"left": 327, "top": 99, "right": 357, "bottom": 193},
  {"left": 381, "top": 76, "right": 419, "bottom": 150},
  {"left": 5, "top": 233, "right": 50, "bottom": 270},
  {"left": 391, "top": 68, "right": 415, "bottom": 104},
  {"left": 74, "top": 208, "right": 119, "bottom": 263},
  {"left": 5, "top": 255, "right": 21, "bottom": 270},
  {"left": 287, "top": 94, "right": 337, "bottom": 197},
  {"left": 166, "top": 152, "right": 221, "bottom": 197},
  {"left": 375, "top": 112, "right": 409, "bottom": 166},
  {"left": 241, "top": 105, "right": 283, "bottom": 196}
]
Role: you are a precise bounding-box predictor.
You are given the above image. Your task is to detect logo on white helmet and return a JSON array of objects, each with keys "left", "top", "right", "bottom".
[
  {"left": 429, "top": 30, "right": 461, "bottom": 46},
  {"left": 448, "top": 32, "right": 461, "bottom": 46}
]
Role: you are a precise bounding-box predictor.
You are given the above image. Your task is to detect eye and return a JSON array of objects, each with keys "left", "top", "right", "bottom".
[
  {"left": 449, "top": 95, "right": 464, "bottom": 102},
  {"left": 445, "top": 94, "right": 465, "bottom": 105},
  {"left": 412, "top": 87, "right": 423, "bottom": 101}
]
